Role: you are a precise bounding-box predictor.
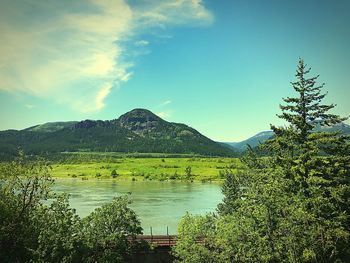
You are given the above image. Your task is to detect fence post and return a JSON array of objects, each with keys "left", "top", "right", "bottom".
[
  {"left": 167, "top": 226, "right": 170, "bottom": 246},
  {"left": 150, "top": 226, "right": 153, "bottom": 242}
]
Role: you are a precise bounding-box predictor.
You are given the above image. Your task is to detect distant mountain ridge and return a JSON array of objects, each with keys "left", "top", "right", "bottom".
[
  {"left": 224, "top": 131, "right": 274, "bottom": 151},
  {"left": 224, "top": 123, "right": 350, "bottom": 151},
  {"left": 0, "top": 109, "right": 236, "bottom": 158}
]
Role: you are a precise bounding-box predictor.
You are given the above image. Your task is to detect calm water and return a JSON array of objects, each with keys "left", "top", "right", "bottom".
[{"left": 52, "top": 179, "right": 223, "bottom": 234}]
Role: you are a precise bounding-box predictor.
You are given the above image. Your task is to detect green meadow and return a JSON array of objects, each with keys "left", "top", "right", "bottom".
[{"left": 51, "top": 153, "right": 242, "bottom": 182}]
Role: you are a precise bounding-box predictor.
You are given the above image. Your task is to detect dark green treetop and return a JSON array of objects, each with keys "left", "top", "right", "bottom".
[
  {"left": 275, "top": 58, "right": 346, "bottom": 137},
  {"left": 271, "top": 58, "right": 347, "bottom": 154}
]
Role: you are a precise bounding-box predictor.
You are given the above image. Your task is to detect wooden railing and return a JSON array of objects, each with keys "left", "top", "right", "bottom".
[{"left": 131, "top": 235, "right": 177, "bottom": 247}]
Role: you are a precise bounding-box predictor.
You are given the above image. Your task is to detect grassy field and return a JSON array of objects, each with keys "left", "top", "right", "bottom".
[{"left": 51, "top": 153, "right": 242, "bottom": 182}]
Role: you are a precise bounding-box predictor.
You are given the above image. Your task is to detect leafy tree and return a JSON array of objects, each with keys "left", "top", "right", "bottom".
[
  {"left": 175, "top": 213, "right": 220, "bottom": 263},
  {"left": 32, "top": 194, "right": 86, "bottom": 263},
  {"left": 82, "top": 196, "right": 143, "bottom": 262},
  {"left": 174, "top": 59, "right": 350, "bottom": 262},
  {"left": 0, "top": 151, "right": 146, "bottom": 263},
  {"left": 0, "top": 151, "right": 53, "bottom": 262}
]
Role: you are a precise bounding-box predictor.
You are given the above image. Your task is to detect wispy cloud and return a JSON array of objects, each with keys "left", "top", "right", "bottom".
[
  {"left": 24, "top": 104, "right": 36, "bottom": 109},
  {"left": 156, "top": 111, "right": 172, "bottom": 119},
  {"left": 155, "top": 99, "right": 173, "bottom": 119},
  {"left": 134, "top": 0, "right": 213, "bottom": 28},
  {"left": 134, "top": 40, "right": 149, "bottom": 47},
  {"left": 160, "top": 100, "right": 172, "bottom": 106},
  {"left": 76, "top": 82, "right": 113, "bottom": 113},
  {"left": 0, "top": 0, "right": 213, "bottom": 112}
]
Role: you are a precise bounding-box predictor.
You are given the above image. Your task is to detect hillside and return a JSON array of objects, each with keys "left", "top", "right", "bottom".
[
  {"left": 225, "top": 131, "right": 274, "bottom": 151},
  {"left": 0, "top": 109, "right": 236, "bottom": 159},
  {"left": 224, "top": 123, "right": 350, "bottom": 151},
  {"left": 24, "top": 121, "right": 78, "bottom": 133}
]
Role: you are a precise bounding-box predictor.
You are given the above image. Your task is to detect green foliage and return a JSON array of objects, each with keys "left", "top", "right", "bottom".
[
  {"left": 174, "top": 59, "right": 350, "bottom": 262},
  {"left": 32, "top": 194, "right": 85, "bottom": 263},
  {"left": 175, "top": 213, "right": 220, "bottom": 263},
  {"left": 48, "top": 156, "right": 241, "bottom": 182},
  {"left": 0, "top": 152, "right": 145, "bottom": 263},
  {"left": 217, "top": 169, "right": 244, "bottom": 215},
  {"left": 0, "top": 151, "right": 54, "bottom": 262},
  {"left": 184, "top": 166, "right": 192, "bottom": 180},
  {"left": 110, "top": 169, "right": 118, "bottom": 178},
  {"left": 82, "top": 196, "right": 143, "bottom": 262}
]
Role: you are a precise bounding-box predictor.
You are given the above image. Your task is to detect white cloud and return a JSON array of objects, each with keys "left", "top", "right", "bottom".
[
  {"left": 135, "top": 40, "right": 149, "bottom": 46},
  {"left": 161, "top": 100, "right": 172, "bottom": 106},
  {"left": 0, "top": 0, "right": 213, "bottom": 112},
  {"left": 156, "top": 111, "right": 171, "bottom": 119},
  {"left": 134, "top": 0, "right": 213, "bottom": 28},
  {"left": 77, "top": 82, "right": 113, "bottom": 113},
  {"left": 95, "top": 83, "right": 112, "bottom": 110}
]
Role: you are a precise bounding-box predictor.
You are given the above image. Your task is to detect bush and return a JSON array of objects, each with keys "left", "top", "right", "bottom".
[
  {"left": 111, "top": 169, "right": 118, "bottom": 178},
  {"left": 185, "top": 166, "right": 192, "bottom": 180}
]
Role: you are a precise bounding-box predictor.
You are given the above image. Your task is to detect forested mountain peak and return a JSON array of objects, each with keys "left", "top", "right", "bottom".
[
  {"left": 0, "top": 108, "right": 237, "bottom": 158},
  {"left": 117, "top": 109, "right": 166, "bottom": 136},
  {"left": 118, "top": 108, "right": 162, "bottom": 123}
]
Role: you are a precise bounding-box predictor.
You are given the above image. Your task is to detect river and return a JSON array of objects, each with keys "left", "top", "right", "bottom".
[{"left": 53, "top": 179, "right": 223, "bottom": 235}]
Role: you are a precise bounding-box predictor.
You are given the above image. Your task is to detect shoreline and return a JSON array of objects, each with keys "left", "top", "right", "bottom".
[{"left": 52, "top": 176, "right": 224, "bottom": 184}]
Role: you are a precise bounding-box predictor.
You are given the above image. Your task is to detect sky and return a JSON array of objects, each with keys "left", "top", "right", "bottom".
[{"left": 0, "top": 0, "right": 349, "bottom": 142}]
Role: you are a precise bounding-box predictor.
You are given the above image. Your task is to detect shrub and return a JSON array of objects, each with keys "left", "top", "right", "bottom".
[{"left": 111, "top": 169, "right": 118, "bottom": 178}]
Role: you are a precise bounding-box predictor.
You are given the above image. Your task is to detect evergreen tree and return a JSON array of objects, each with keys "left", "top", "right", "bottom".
[
  {"left": 266, "top": 58, "right": 350, "bottom": 262},
  {"left": 275, "top": 58, "right": 345, "bottom": 142},
  {"left": 174, "top": 59, "right": 350, "bottom": 262},
  {"left": 269, "top": 58, "right": 348, "bottom": 187}
]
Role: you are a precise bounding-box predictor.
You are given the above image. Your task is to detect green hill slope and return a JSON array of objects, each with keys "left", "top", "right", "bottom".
[{"left": 0, "top": 109, "right": 237, "bottom": 158}]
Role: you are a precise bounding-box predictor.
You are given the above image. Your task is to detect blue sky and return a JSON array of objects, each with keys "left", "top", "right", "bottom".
[{"left": 0, "top": 0, "right": 349, "bottom": 141}]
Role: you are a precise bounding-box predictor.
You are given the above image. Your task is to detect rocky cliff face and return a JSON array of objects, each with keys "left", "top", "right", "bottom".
[
  {"left": 73, "top": 120, "right": 111, "bottom": 129},
  {"left": 117, "top": 109, "right": 165, "bottom": 136}
]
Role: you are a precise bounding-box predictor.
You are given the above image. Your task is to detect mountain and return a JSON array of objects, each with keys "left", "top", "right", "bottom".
[
  {"left": 314, "top": 122, "right": 350, "bottom": 134},
  {"left": 224, "top": 131, "right": 274, "bottom": 151},
  {"left": 24, "top": 121, "right": 78, "bottom": 133},
  {"left": 0, "top": 109, "right": 237, "bottom": 158},
  {"left": 224, "top": 123, "right": 350, "bottom": 151}
]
